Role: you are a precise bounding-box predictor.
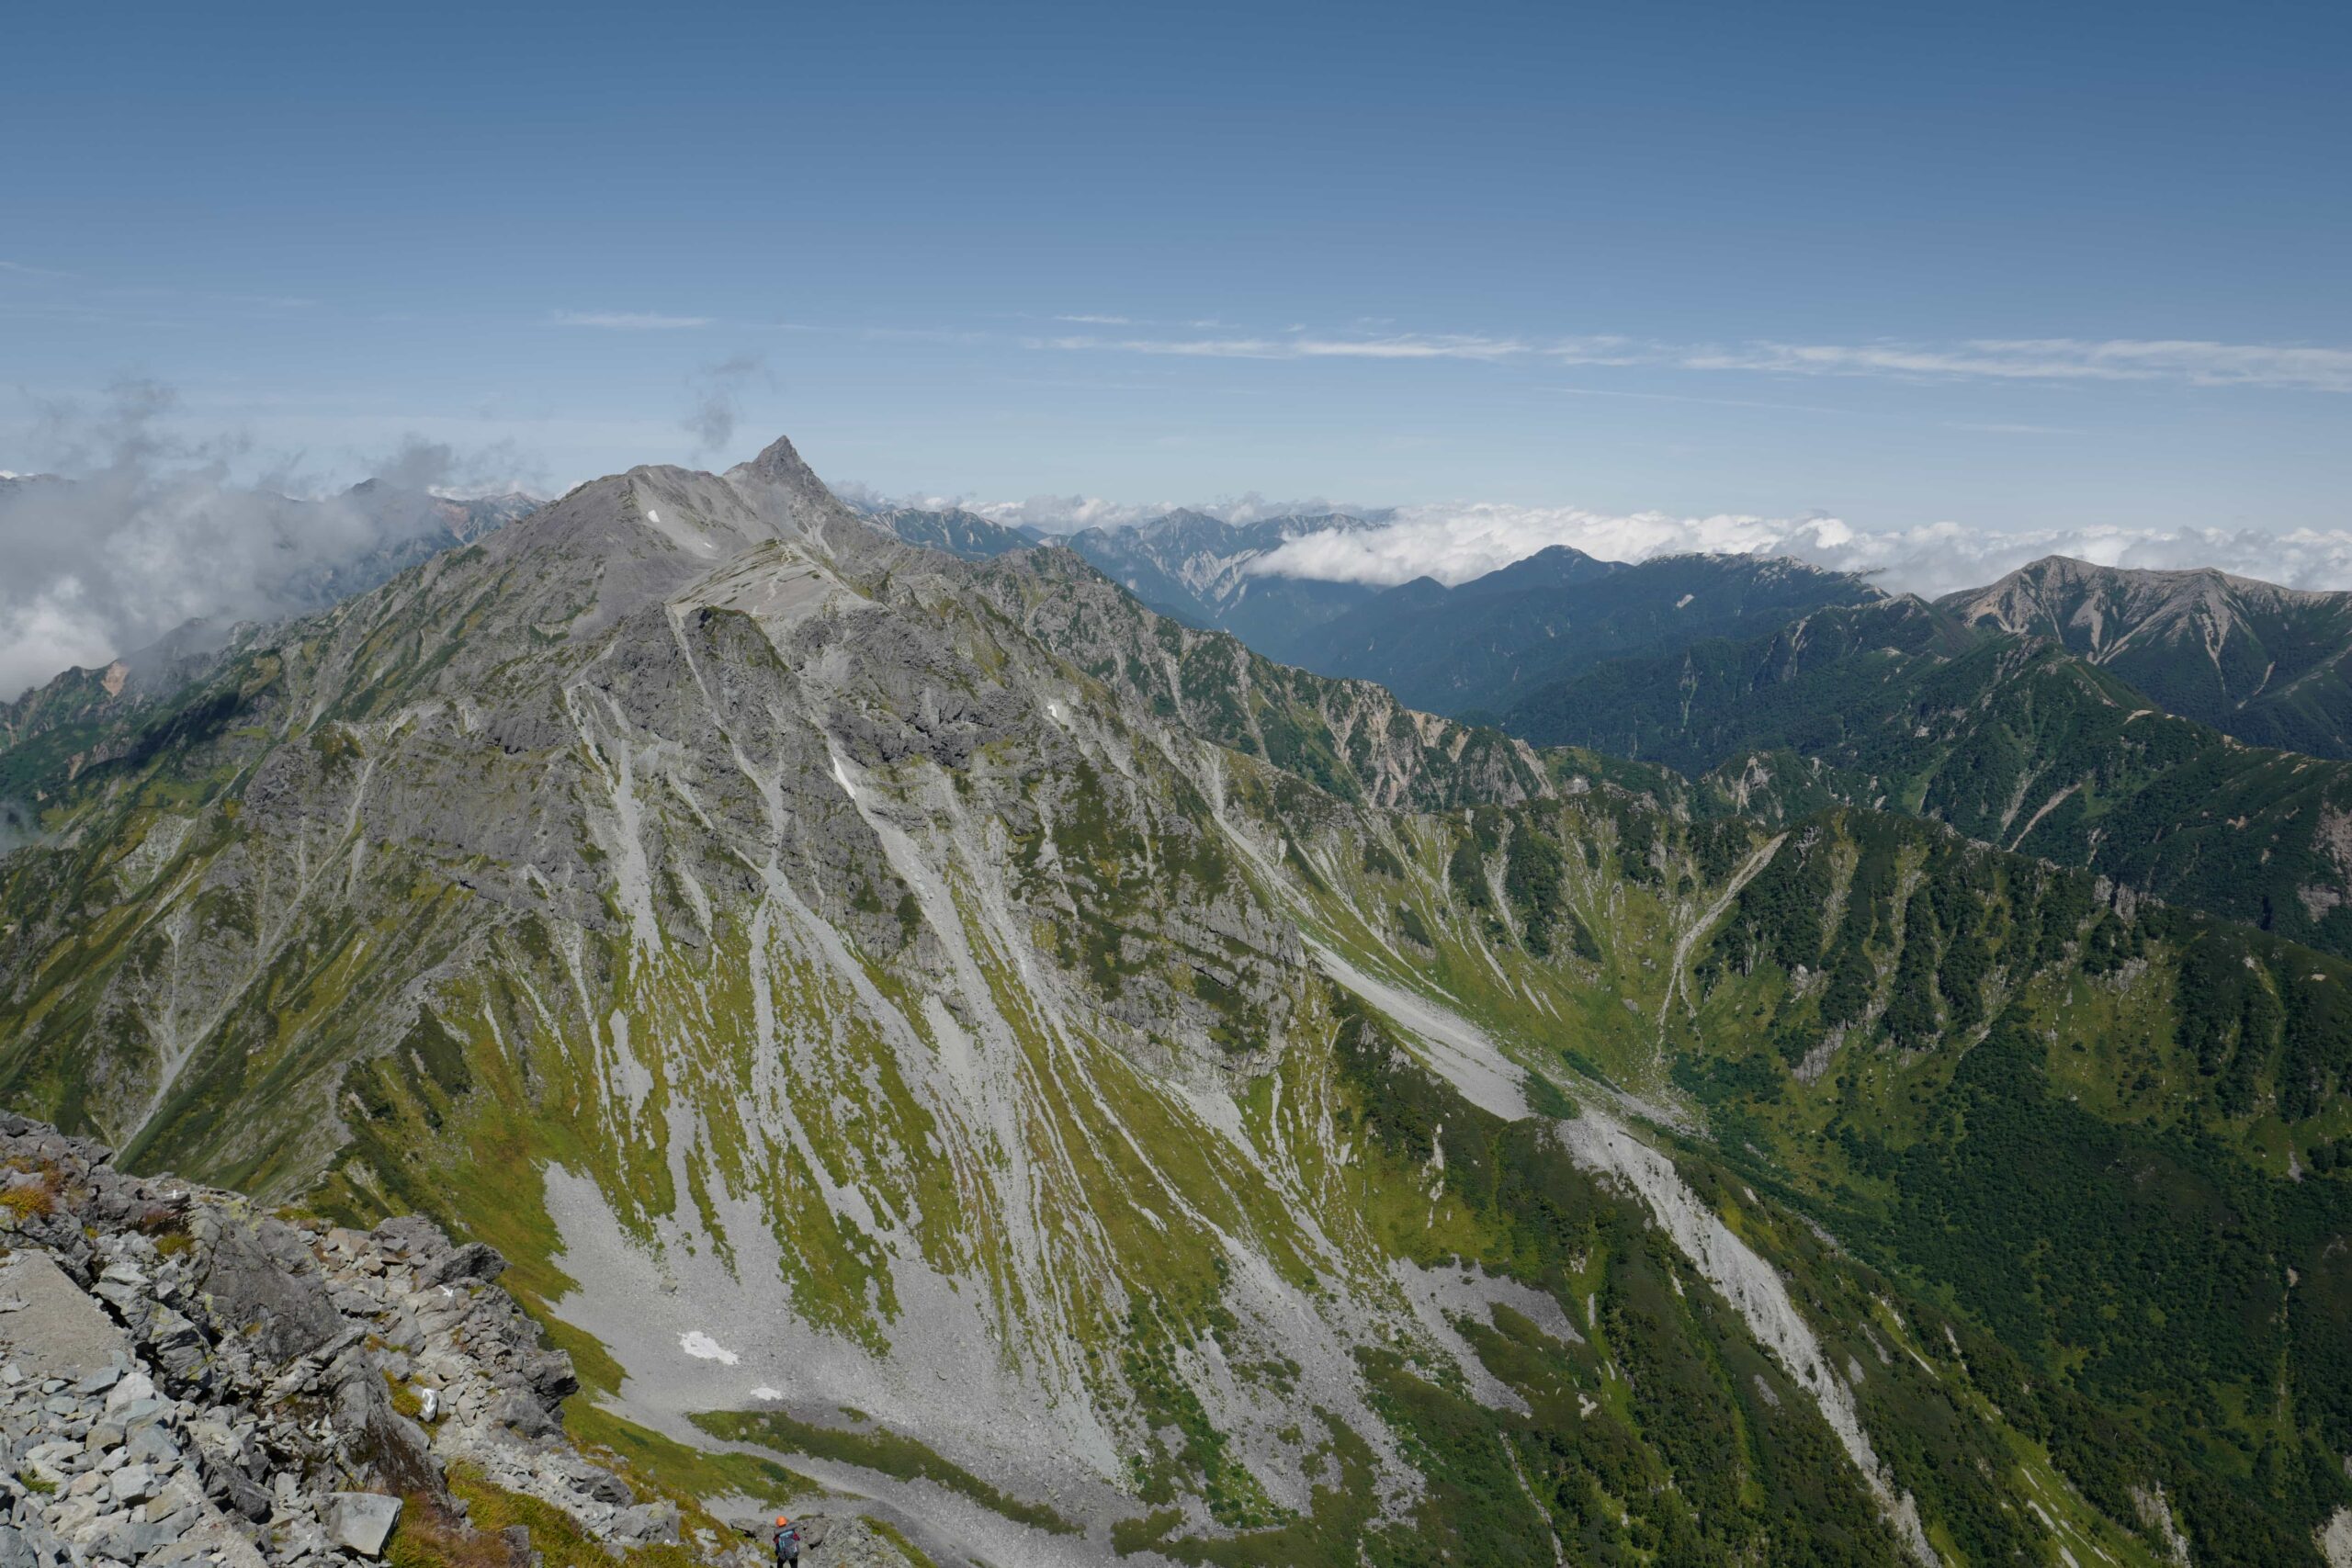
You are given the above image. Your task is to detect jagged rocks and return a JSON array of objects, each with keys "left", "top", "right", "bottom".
[{"left": 0, "top": 1114, "right": 684, "bottom": 1567}]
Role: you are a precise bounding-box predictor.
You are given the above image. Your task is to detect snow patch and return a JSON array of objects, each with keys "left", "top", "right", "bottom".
[{"left": 679, "top": 1331, "right": 741, "bottom": 1365}]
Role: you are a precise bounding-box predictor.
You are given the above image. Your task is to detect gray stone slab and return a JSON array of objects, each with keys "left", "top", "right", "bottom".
[
  {"left": 0, "top": 1252, "right": 130, "bottom": 1382},
  {"left": 328, "top": 1491, "right": 403, "bottom": 1556}
]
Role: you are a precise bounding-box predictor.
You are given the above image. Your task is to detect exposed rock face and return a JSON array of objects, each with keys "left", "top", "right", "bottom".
[
  {"left": 0, "top": 431, "right": 1585, "bottom": 1552},
  {"left": 0, "top": 1115, "right": 704, "bottom": 1566},
  {"left": 1939, "top": 553, "right": 2352, "bottom": 756}
]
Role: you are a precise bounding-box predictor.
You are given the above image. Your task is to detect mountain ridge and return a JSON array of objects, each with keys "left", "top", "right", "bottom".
[
  {"left": 1284, "top": 548, "right": 1886, "bottom": 716},
  {"left": 1938, "top": 552, "right": 2352, "bottom": 755},
  {"left": 1, "top": 432, "right": 2346, "bottom": 1565},
  {"left": 1503, "top": 592, "right": 2352, "bottom": 961}
]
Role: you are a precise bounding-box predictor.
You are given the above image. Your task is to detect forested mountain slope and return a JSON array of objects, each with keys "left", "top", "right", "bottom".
[
  {"left": 1509, "top": 595, "right": 2352, "bottom": 961},
  {"left": 1285, "top": 548, "right": 1883, "bottom": 716}
]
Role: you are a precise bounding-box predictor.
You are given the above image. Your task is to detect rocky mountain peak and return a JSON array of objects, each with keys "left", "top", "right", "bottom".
[{"left": 729, "top": 431, "right": 845, "bottom": 517}]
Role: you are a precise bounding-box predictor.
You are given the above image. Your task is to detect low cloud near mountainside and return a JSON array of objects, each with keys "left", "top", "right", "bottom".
[
  {"left": 14, "top": 385, "right": 2352, "bottom": 705},
  {"left": 918, "top": 487, "right": 2352, "bottom": 599},
  {"left": 1242, "top": 503, "right": 2352, "bottom": 596},
  {"left": 0, "top": 381, "right": 537, "bottom": 702}
]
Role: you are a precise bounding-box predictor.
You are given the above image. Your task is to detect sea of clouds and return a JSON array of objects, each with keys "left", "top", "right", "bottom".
[
  {"left": 1243, "top": 504, "right": 2352, "bottom": 598},
  {"left": 856, "top": 486, "right": 2352, "bottom": 600}
]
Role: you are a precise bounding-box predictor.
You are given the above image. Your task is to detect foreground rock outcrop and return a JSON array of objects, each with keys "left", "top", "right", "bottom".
[{"left": 0, "top": 1115, "right": 698, "bottom": 1567}]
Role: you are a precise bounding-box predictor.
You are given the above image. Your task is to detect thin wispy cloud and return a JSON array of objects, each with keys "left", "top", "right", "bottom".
[
  {"left": 1035, "top": 332, "right": 1537, "bottom": 361},
  {"left": 0, "top": 260, "right": 75, "bottom": 280},
  {"left": 552, "top": 310, "right": 712, "bottom": 330},
  {"left": 1054, "top": 312, "right": 1135, "bottom": 325},
  {"left": 1689, "top": 337, "right": 2352, "bottom": 391},
  {"left": 1544, "top": 384, "right": 1857, "bottom": 416},
  {"left": 1041, "top": 326, "right": 2352, "bottom": 391}
]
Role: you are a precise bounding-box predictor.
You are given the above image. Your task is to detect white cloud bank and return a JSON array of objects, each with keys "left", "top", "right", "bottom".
[
  {"left": 851, "top": 477, "right": 2352, "bottom": 598},
  {"left": 1250, "top": 504, "right": 2352, "bottom": 598}
]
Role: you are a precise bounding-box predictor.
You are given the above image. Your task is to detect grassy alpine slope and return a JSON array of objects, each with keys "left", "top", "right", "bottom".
[{"left": 0, "top": 434, "right": 2346, "bottom": 1564}]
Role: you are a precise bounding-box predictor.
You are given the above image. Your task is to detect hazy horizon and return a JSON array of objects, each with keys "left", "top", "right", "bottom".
[{"left": 6, "top": 1, "right": 2349, "bottom": 693}]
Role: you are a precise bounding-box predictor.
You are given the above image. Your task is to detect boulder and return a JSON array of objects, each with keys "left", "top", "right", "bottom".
[
  {"left": 419, "top": 1241, "right": 507, "bottom": 1289},
  {"left": 371, "top": 1214, "right": 451, "bottom": 1258},
  {"left": 194, "top": 1215, "right": 344, "bottom": 1366},
  {"left": 328, "top": 1491, "right": 404, "bottom": 1557},
  {"left": 612, "top": 1498, "right": 682, "bottom": 1546},
  {"left": 164, "top": 1517, "right": 273, "bottom": 1568}
]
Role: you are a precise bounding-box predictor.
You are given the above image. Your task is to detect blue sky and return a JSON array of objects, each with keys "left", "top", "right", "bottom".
[{"left": 4, "top": 0, "right": 2348, "bottom": 542}]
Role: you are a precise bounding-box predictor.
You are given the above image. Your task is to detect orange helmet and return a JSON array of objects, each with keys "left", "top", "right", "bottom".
[{"left": 775, "top": 1517, "right": 790, "bottom": 1527}]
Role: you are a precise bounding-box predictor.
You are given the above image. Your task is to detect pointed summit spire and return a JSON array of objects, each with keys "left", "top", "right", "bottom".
[{"left": 742, "top": 431, "right": 824, "bottom": 490}]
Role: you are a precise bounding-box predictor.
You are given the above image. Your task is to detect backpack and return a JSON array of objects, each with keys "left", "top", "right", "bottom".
[{"left": 775, "top": 1526, "right": 801, "bottom": 1565}]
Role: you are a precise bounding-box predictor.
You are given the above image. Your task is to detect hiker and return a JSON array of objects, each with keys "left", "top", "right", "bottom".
[{"left": 773, "top": 1516, "right": 802, "bottom": 1567}]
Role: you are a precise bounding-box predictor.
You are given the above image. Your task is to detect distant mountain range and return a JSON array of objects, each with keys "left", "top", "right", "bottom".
[
  {"left": 864, "top": 503, "right": 1039, "bottom": 560},
  {"left": 902, "top": 507, "right": 2352, "bottom": 963},
  {"left": 859, "top": 502, "right": 1392, "bottom": 658},
  {"left": 6, "top": 457, "right": 2352, "bottom": 1564},
  {"left": 1051, "top": 508, "right": 1389, "bottom": 658},
  {"left": 1283, "top": 546, "right": 1884, "bottom": 716}
]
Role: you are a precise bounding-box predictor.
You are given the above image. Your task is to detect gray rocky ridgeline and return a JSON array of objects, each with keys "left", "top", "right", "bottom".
[{"left": 0, "top": 1114, "right": 712, "bottom": 1568}]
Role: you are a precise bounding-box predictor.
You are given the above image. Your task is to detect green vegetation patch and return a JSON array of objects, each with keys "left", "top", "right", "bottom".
[{"left": 694, "top": 1409, "right": 1080, "bottom": 1537}]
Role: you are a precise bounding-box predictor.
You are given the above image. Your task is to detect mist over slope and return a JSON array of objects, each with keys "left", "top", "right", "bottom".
[{"left": 0, "top": 467, "right": 535, "bottom": 704}]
